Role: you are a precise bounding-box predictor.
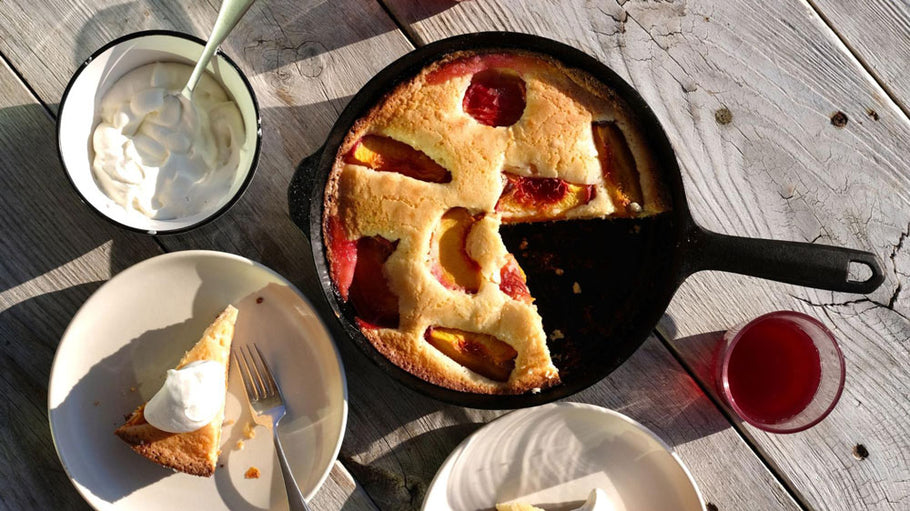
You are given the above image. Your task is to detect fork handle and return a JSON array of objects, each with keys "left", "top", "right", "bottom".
[{"left": 275, "top": 433, "right": 312, "bottom": 511}]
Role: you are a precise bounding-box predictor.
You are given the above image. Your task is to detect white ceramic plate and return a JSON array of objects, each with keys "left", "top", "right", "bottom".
[
  {"left": 48, "top": 250, "right": 347, "bottom": 510},
  {"left": 423, "top": 402, "right": 704, "bottom": 511}
]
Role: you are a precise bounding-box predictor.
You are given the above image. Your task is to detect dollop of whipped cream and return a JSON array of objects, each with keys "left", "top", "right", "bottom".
[
  {"left": 144, "top": 360, "right": 226, "bottom": 433},
  {"left": 91, "top": 62, "right": 245, "bottom": 219}
]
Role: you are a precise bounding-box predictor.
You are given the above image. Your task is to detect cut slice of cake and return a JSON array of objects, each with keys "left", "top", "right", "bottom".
[{"left": 114, "top": 305, "right": 237, "bottom": 477}]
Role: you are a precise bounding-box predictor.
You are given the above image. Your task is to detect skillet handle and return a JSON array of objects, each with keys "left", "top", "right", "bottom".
[
  {"left": 684, "top": 225, "right": 885, "bottom": 294},
  {"left": 287, "top": 146, "right": 325, "bottom": 239}
]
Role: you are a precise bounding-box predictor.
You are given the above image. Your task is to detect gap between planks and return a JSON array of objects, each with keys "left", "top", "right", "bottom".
[
  {"left": 804, "top": 0, "right": 910, "bottom": 123},
  {"left": 375, "top": 0, "right": 422, "bottom": 48},
  {"left": 0, "top": 49, "right": 55, "bottom": 121}
]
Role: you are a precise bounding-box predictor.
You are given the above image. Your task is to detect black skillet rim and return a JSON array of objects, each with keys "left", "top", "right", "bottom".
[{"left": 307, "top": 32, "right": 689, "bottom": 409}]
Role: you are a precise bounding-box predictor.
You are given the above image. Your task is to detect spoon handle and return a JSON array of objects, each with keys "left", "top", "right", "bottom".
[{"left": 183, "top": 0, "right": 256, "bottom": 96}]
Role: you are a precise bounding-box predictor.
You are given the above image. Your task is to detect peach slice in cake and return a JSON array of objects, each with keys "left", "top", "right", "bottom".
[
  {"left": 344, "top": 134, "right": 451, "bottom": 183},
  {"left": 499, "top": 253, "right": 533, "bottom": 304},
  {"left": 424, "top": 327, "right": 518, "bottom": 382},
  {"left": 429, "top": 208, "right": 483, "bottom": 293},
  {"left": 114, "top": 305, "right": 236, "bottom": 477},
  {"left": 593, "top": 121, "right": 643, "bottom": 215},
  {"left": 348, "top": 236, "right": 400, "bottom": 329},
  {"left": 463, "top": 69, "right": 527, "bottom": 127},
  {"left": 496, "top": 173, "right": 597, "bottom": 223}
]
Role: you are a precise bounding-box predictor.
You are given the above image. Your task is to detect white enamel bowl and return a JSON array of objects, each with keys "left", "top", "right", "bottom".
[{"left": 57, "top": 31, "right": 261, "bottom": 234}]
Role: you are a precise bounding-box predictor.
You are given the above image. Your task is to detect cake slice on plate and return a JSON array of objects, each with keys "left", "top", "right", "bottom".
[{"left": 115, "top": 305, "right": 237, "bottom": 477}]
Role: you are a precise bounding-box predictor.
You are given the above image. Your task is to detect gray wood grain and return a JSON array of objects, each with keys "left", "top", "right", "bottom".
[
  {"left": 0, "top": 0, "right": 784, "bottom": 509},
  {"left": 0, "top": 57, "right": 163, "bottom": 510},
  {"left": 381, "top": 0, "right": 910, "bottom": 509},
  {"left": 1, "top": 0, "right": 907, "bottom": 510},
  {"left": 810, "top": 0, "right": 910, "bottom": 115}
]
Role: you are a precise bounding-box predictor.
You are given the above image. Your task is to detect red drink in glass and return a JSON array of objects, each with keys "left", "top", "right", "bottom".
[{"left": 718, "top": 311, "right": 845, "bottom": 433}]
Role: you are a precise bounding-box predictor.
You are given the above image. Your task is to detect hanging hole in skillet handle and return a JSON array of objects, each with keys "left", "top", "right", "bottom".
[
  {"left": 684, "top": 225, "right": 886, "bottom": 294},
  {"left": 847, "top": 259, "right": 876, "bottom": 284},
  {"left": 288, "top": 146, "right": 325, "bottom": 239}
]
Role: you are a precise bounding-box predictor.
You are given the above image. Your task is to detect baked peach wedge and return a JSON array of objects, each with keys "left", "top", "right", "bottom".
[
  {"left": 326, "top": 217, "right": 400, "bottom": 329},
  {"left": 592, "top": 121, "right": 643, "bottom": 214},
  {"left": 496, "top": 173, "right": 596, "bottom": 223},
  {"left": 499, "top": 253, "right": 533, "bottom": 303},
  {"left": 424, "top": 327, "right": 518, "bottom": 382},
  {"left": 462, "top": 69, "right": 527, "bottom": 127},
  {"left": 344, "top": 134, "right": 452, "bottom": 183},
  {"left": 429, "top": 208, "right": 483, "bottom": 293}
]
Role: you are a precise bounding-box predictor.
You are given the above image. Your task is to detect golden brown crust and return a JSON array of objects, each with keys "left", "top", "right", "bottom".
[
  {"left": 115, "top": 305, "right": 237, "bottom": 476},
  {"left": 324, "top": 49, "right": 667, "bottom": 394},
  {"left": 115, "top": 405, "right": 221, "bottom": 477}
]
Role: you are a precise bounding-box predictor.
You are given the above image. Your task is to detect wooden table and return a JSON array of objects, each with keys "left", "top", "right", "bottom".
[{"left": 1, "top": 0, "right": 907, "bottom": 509}]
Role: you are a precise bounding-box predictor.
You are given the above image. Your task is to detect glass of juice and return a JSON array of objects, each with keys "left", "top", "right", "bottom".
[{"left": 717, "top": 311, "right": 845, "bottom": 433}]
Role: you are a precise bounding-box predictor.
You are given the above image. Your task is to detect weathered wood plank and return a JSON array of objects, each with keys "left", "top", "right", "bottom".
[
  {"left": 0, "top": 2, "right": 402, "bottom": 509},
  {"left": 312, "top": 461, "right": 380, "bottom": 510},
  {"left": 0, "top": 57, "right": 163, "bottom": 510},
  {"left": 381, "top": 0, "right": 910, "bottom": 509},
  {"left": 4, "top": 0, "right": 907, "bottom": 510},
  {"left": 810, "top": 0, "right": 910, "bottom": 115}
]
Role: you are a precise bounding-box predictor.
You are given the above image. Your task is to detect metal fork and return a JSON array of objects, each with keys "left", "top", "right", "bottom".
[{"left": 235, "top": 344, "right": 312, "bottom": 511}]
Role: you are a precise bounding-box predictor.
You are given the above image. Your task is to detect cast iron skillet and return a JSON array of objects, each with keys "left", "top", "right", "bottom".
[{"left": 287, "top": 32, "right": 884, "bottom": 409}]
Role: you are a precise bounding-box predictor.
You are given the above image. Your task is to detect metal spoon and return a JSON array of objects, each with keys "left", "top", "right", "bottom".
[{"left": 181, "top": 0, "right": 256, "bottom": 98}]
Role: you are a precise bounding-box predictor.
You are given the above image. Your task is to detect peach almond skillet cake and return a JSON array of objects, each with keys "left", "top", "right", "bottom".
[{"left": 323, "top": 50, "right": 668, "bottom": 394}]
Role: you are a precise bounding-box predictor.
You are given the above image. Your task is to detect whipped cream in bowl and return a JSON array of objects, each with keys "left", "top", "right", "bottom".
[
  {"left": 58, "top": 31, "right": 261, "bottom": 234},
  {"left": 91, "top": 62, "right": 245, "bottom": 220}
]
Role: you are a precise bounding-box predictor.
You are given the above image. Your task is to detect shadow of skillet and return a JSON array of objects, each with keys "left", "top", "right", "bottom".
[{"left": 340, "top": 422, "right": 486, "bottom": 510}]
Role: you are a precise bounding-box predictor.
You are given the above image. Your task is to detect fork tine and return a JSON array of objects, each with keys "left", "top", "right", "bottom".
[
  {"left": 251, "top": 344, "right": 280, "bottom": 397},
  {"left": 234, "top": 346, "right": 256, "bottom": 400},
  {"left": 243, "top": 345, "right": 268, "bottom": 399}
]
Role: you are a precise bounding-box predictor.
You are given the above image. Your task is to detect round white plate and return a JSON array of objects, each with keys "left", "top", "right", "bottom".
[
  {"left": 423, "top": 402, "right": 704, "bottom": 511},
  {"left": 48, "top": 250, "right": 347, "bottom": 510}
]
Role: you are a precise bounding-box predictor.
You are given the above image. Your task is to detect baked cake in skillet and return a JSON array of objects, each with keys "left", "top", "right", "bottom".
[{"left": 323, "top": 50, "right": 668, "bottom": 394}]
